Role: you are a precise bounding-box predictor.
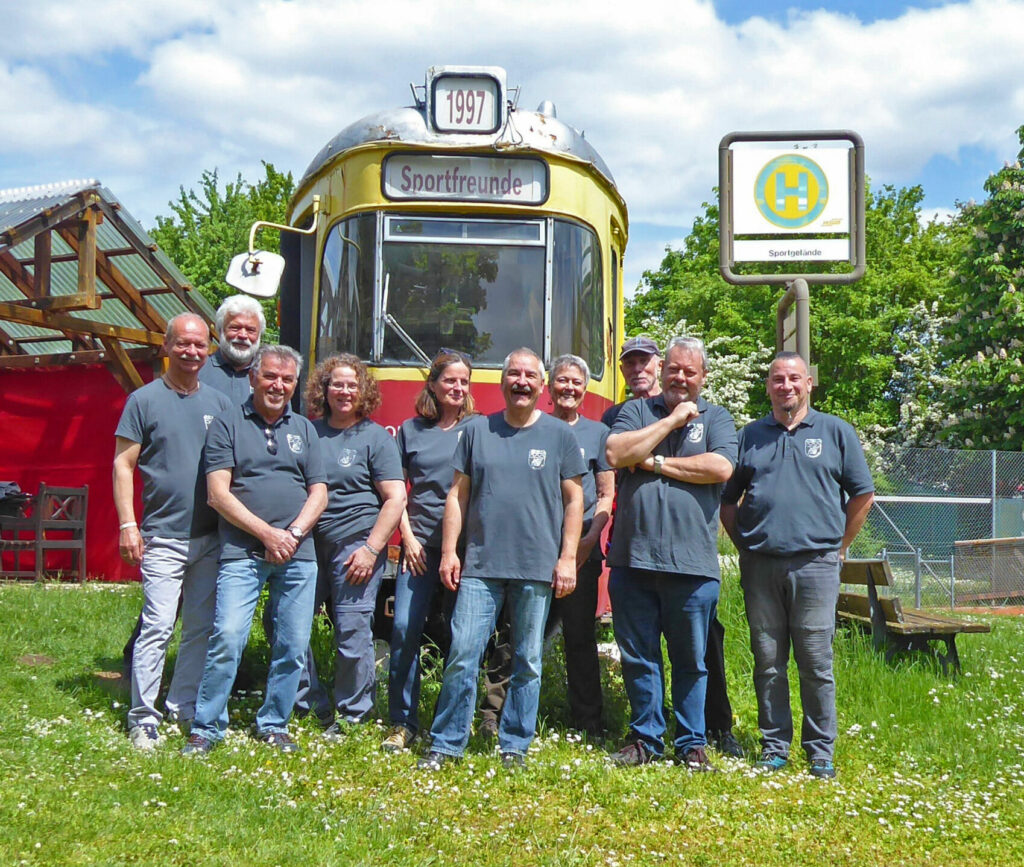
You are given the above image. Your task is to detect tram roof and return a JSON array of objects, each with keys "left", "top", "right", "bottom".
[{"left": 299, "top": 105, "right": 618, "bottom": 193}]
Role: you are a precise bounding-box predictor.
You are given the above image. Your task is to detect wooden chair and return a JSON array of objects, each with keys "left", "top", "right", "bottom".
[{"left": 0, "top": 484, "right": 88, "bottom": 582}]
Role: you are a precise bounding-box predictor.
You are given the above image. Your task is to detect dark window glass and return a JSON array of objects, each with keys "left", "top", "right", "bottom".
[
  {"left": 550, "top": 219, "right": 604, "bottom": 378},
  {"left": 317, "top": 214, "right": 376, "bottom": 361},
  {"left": 381, "top": 219, "right": 545, "bottom": 366}
]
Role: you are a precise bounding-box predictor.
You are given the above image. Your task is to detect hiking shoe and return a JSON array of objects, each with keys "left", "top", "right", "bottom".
[
  {"left": 708, "top": 729, "right": 744, "bottom": 759},
  {"left": 417, "top": 750, "right": 458, "bottom": 771},
  {"left": 680, "top": 746, "right": 718, "bottom": 773},
  {"left": 181, "top": 733, "right": 214, "bottom": 756},
  {"left": 755, "top": 751, "right": 788, "bottom": 771},
  {"left": 478, "top": 718, "right": 499, "bottom": 741},
  {"left": 809, "top": 759, "right": 837, "bottom": 779},
  {"left": 257, "top": 731, "right": 300, "bottom": 753},
  {"left": 608, "top": 740, "right": 658, "bottom": 766},
  {"left": 381, "top": 725, "right": 416, "bottom": 753},
  {"left": 501, "top": 751, "right": 526, "bottom": 770},
  {"left": 129, "top": 723, "right": 162, "bottom": 751}
]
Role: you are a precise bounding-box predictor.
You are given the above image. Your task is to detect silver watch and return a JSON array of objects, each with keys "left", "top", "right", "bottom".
[
  {"left": 653, "top": 455, "right": 665, "bottom": 475},
  {"left": 288, "top": 525, "right": 303, "bottom": 540}
]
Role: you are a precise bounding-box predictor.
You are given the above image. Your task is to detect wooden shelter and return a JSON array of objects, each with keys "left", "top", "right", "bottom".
[{"left": 0, "top": 180, "right": 216, "bottom": 580}]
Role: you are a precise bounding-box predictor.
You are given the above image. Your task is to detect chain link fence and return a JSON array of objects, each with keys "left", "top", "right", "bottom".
[{"left": 849, "top": 448, "right": 1024, "bottom": 607}]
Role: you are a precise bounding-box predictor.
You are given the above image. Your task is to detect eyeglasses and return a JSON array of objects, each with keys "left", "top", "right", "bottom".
[
  {"left": 264, "top": 426, "right": 277, "bottom": 455},
  {"left": 437, "top": 347, "right": 472, "bottom": 363}
]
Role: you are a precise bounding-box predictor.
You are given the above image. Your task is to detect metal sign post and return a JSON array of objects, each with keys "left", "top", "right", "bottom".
[{"left": 718, "top": 130, "right": 865, "bottom": 369}]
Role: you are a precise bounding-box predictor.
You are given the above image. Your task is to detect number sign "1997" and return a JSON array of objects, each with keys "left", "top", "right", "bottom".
[{"left": 432, "top": 75, "right": 500, "bottom": 133}]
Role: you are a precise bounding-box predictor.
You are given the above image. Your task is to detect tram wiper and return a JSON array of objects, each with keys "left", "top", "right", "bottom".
[{"left": 381, "top": 274, "right": 432, "bottom": 365}]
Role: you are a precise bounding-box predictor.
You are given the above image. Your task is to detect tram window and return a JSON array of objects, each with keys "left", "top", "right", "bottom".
[
  {"left": 550, "top": 219, "right": 604, "bottom": 379},
  {"left": 381, "top": 217, "right": 546, "bottom": 366},
  {"left": 317, "top": 214, "right": 376, "bottom": 361}
]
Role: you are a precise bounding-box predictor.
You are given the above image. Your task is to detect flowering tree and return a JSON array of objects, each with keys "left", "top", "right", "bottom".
[{"left": 939, "top": 125, "right": 1024, "bottom": 449}]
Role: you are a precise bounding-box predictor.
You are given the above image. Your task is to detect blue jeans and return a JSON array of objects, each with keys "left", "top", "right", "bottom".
[
  {"left": 429, "top": 577, "right": 552, "bottom": 758},
  {"left": 740, "top": 550, "right": 840, "bottom": 761},
  {"left": 608, "top": 567, "right": 718, "bottom": 756},
  {"left": 302, "top": 535, "right": 387, "bottom": 723},
  {"left": 388, "top": 546, "right": 455, "bottom": 732},
  {"left": 192, "top": 556, "right": 317, "bottom": 741}
]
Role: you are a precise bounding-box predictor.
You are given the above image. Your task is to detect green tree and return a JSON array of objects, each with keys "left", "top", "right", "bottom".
[
  {"left": 939, "top": 126, "right": 1024, "bottom": 449},
  {"left": 150, "top": 162, "right": 295, "bottom": 334},
  {"left": 628, "top": 183, "right": 962, "bottom": 429}
]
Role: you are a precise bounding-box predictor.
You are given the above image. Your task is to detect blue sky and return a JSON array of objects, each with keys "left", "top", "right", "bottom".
[{"left": 2, "top": 0, "right": 1022, "bottom": 293}]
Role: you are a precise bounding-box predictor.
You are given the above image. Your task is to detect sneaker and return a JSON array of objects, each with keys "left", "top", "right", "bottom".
[
  {"left": 501, "top": 751, "right": 526, "bottom": 770},
  {"left": 417, "top": 750, "right": 458, "bottom": 771},
  {"left": 680, "top": 746, "right": 717, "bottom": 773},
  {"left": 257, "top": 731, "right": 300, "bottom": 753},
  {"left": 181, "top": 733, "right": 214, "bottom": 756},
  {"left": 381, "top": 725, "right": 416, "bottom": 753},
  {"left": 809, "top": 759, "right": 837, "bottom": 779},
  {"left": 755, "top": 751, "right": 788, "bottom": 771},
  {"left": 478, "top": 718, "right": 499, "bottom": 741},
  {"left": 709, "top": 729, "right": 744, "bottom": 759},
  {"left": 129, "top": 723, "right": 162, "bottom": 751},
  {"left": 608, "top": 740, "right": 658, "bottom": 766}
]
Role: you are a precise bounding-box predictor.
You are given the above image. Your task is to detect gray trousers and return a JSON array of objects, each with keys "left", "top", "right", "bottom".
[
  {"left": 739, "top": 549, "right": 840, "bottom": 762},
  {"left": 128, "top": 534, "right": 219, "bottom": 728}
]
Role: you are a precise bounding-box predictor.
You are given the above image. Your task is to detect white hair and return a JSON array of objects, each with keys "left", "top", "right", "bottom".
[
  {"left": 163, "top": 312, "right": 208, "bottom": 344},
  {"left": 215, "top": 295, "right": 266, "bottom": 335},
  {"left": 549, "top": 353, "right": 590, "bottom": 387},
  {"left": 502, "top": 348, "right": 545, "bottom": 381},
  {"left": 665, "top": 336, "right": 708, "bottom": 371}
]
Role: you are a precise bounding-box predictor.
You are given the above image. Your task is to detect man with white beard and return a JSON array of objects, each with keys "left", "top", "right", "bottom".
[{"left": 198, "top": 295, "right": 267, "bottom": 405}]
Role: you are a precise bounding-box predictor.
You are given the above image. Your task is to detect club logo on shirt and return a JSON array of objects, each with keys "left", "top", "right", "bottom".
[
  {"left": 686, "top": 423, "right": 704, "bottom": 443},
  {"left": 580, "top": 447, "right": 586, "bottom": 460},
  {"left": 805, "top": 438, "right": 823, "bottom": 459},
  {"left": 528, "top": 449, "right": 547, "bottom": 470},
  {"left": 338, "top": 447, "right": 357, "bottom": 467},
  {"left": 203, "top": 414, "right": 215, "bottom": 429},
  {"left": 286, "top": 434, "right": 304, "bottom": 454}
]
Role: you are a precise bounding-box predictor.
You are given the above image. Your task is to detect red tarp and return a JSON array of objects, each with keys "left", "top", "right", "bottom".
[{"left": 1, "top": 364, "right": 150, "bottom": 582}]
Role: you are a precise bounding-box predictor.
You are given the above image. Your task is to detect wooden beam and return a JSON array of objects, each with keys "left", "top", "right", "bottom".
[
  {"left": 0, "top": 302, "right": 164, "bottom": 346},
  {"left": 0, "top": 249, "right": 36, "bottom": 295},
  {"left": 76, "top": 208, "right": 97, "bottom": 304},
  {"left": 99, "top": 336, "right": 146, "bottom": 392},
  {"left": 0, "top": 192, "right": 96, "bottom": 249},
  {"left": 33, "top": 232, "right": 50, "bottom": 298},
  {"left": 55, "top": 224, "right": 165, "bottom": 333},
  {"left": 95, "top": 200, "right": 214, "bottom": 329},
  {"left": 0, "top": 323, "right": 24, "bottom": 355},
  {"left": 0, "top": 346, "right": 158, "bottom": 370}
]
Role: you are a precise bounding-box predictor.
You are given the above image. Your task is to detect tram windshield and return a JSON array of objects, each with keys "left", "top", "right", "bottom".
[{"left": 317, "top": 213, "right": 603, "bottom": 375}]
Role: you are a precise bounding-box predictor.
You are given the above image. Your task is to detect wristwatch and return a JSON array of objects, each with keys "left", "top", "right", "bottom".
[
  {"left": 288, "top": 525, "right": 304, "bottom": 540},
  {"left": 653, "top": 455, "right": 665, "bottom": 475}
]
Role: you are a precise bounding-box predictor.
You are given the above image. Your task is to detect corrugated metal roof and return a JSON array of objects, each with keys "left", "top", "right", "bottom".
[{"left": 0, "top": 179, "right": 215, "bottom": 365}]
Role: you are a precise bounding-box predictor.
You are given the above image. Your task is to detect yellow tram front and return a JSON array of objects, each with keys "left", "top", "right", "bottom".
[{"left": 278, "top": 65, "right": 629, "bottom": 432}]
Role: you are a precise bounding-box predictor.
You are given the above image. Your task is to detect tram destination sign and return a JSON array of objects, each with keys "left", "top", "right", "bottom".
[{"left": 382, "top": 154, "right": 549, "bottom": 205}]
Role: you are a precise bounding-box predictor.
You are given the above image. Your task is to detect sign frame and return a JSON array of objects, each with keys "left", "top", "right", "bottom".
[
  {"left": 718, "top": 130, "right": 865, "bottom": 286},
  {"left": 425, "top": 65, "right": 507, "bottom": 135},
  {"left": 381, "top": 152, "right": 550, "bottom": 206}
]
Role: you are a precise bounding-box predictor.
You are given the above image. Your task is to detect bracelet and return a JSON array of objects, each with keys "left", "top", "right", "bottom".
[
  {"left": 363, "top": 542, "right": 381, "bottom": 557},
  {"left": 119, "top": 521, "right": 137, "bottom": 531}
]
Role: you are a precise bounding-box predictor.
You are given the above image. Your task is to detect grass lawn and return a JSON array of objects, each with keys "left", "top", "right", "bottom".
[{"left": 1, "top": 570, "right": 1020, "bottom": 866}]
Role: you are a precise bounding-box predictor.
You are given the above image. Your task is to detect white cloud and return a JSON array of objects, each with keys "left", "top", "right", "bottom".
[{"left": 3, "top": 0, "right": 1024, "bottom": 280}]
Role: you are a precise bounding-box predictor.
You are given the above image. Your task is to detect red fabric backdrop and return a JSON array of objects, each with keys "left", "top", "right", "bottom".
[{"left": 1, "top": 364, "right": 151, "bottom": 582}]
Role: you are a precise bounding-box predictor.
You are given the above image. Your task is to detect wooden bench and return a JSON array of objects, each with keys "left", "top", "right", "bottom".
[{"left": 837, "top": 558, "right": 989, "bottom": 674}]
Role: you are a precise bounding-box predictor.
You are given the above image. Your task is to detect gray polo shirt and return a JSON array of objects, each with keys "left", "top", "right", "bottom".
[
  {"left": 722, "top": 408, "right": 875, "bottom": 556},
  {"left": 607, "top": 395, "right": 737, "bottom": 579},
  {"left": 314, "top": 417, "right": 404, "bottom": 545},
  {"left": 204, "top": 397, "right": 326, "bottom": 561},
  {"left": 115, "top": 379, "right": 231, "bottom": 538},
  {"left": 455, "top": 412, "right": 587, "bottom": 583},
  {"left": 197, "top": 348, "right": 253, "bottom": 406},
  {"left": 397, "top": 415, "right": 471, "bottom": 548}
]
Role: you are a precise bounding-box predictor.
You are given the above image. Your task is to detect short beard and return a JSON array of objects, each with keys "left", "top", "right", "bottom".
[{"left": 220, "top": 334, "right": 259, "bottom": 368}]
